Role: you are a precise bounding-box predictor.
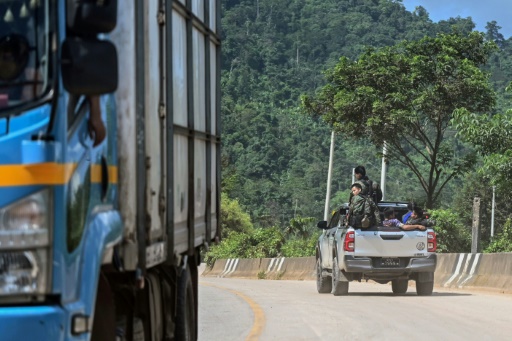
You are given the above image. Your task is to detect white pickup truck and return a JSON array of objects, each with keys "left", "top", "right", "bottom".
[{"left": 316, "top": 202, "right": 437, "bottom": 296}]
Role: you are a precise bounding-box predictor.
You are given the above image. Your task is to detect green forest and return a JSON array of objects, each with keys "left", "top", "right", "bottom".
[{"left": 208, "top": 0, "right": 512, "bottom": 263}]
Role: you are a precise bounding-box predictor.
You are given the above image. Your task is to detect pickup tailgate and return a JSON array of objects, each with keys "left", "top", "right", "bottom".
[{"left": 353, "top": 228, "right": 429, "bottom": 257}]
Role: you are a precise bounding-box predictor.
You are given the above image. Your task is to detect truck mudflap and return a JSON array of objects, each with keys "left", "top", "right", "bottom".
[
  {"left": 344, "top": 254, "right": 437, "bottom": 273},
  {"left": 0, "top": 306, "right": 65, "bottom": 341}
]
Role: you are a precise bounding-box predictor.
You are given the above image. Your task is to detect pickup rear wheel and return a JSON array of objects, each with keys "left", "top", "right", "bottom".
[
  {"left": 391, "top": 279, "right": 408, "bottom": 295},
  {"left": 316, "top": 258, "right": 332, "bottom": 293},
  {"left": 416, "top": 280, "right": 434, "bottom": 296},
  {"left": 332, "top": 257, "right": 349, "bottom": 296}
]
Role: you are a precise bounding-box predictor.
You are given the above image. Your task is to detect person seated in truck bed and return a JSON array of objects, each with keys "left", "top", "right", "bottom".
[
  {"left": 348, "top": 183, "right": 381, "bottom": 228},
  {"left": 382, "top": 207, "right": 428, "bottom": 231},
  {"left": 402, "top": 202, "right": 414, "bottom": 223},
  {"left": 406, "top": 205, "right": 435, "bottom": 227}
]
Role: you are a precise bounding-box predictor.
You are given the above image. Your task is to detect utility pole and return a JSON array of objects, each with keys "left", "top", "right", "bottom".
[
  {"left": 324, "top": 131, "right": 335, "bottom": 221},
  {"left": 491, "top": 186, "right": 496, "bottom": 238},
  {"left": 380, "top": 142, "right": 387, "bottom": 200}
]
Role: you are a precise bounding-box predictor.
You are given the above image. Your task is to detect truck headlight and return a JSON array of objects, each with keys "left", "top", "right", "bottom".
[{"left": 0, "top": 190, "right": 51, "bottom": 297}]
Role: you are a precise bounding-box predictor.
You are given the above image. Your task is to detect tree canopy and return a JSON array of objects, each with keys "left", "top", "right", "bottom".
[
  {"left": 452, "top": 85, "right": 512, "bottom": 186},
  {"left": 302, "top": 32, "right": 497, "bottom": 208}
]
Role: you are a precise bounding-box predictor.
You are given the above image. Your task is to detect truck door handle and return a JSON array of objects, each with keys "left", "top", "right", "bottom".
[{"left": 380, "top": 234, "right": 404, "bottom": 240}]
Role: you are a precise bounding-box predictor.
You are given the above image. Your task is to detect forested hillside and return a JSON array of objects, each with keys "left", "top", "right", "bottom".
[{"left": 219, "top": 0, "right": 512, "bottom": 253}]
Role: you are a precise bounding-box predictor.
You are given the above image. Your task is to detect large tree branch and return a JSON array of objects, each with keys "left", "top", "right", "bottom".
[
  {"left": 398, "top": 132, "right": 431, "bottom": 164},
  {"left": 432, "top": 170, "right": 458, "bottom": 204},
  {"left": 385, "top": 142, "right": 429, "bottom": 192}
]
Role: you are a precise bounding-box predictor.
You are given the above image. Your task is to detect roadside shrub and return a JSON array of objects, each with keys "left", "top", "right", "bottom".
[
  {"left": 204, "top": 227, "right": 285, "bottom": 266},
  {"left": 220, "top": 193, "right": 253, "bottom": 235},
  {"left": 281, "top": 234, "right": 318, "bottom": 257},
  {"left": 429, "top": 209, "right": 471, "bottom": 253},
  {"left": 485, "top": 218, "right": 512, "bottom": 253},
  {"left": 284, "top": 216, "right": 316, "bottom": 239},
  {"left": 204, "top": 210, "right": 319, "bottom": 266},
  {"left": 203, "top": 231, "right": 252, "bottom": 266}
]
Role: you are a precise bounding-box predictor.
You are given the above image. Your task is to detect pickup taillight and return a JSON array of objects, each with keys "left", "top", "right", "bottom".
[
  {"left": 344, "top": 231, "right": 355, "bottom": 251},
  {"left": 427, "top": 231, "right": 437, "bottom": 252}
]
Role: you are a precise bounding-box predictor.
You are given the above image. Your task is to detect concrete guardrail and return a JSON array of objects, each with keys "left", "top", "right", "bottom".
[{"left": 202, "top": 253, "right": 512, "bottom": 294}]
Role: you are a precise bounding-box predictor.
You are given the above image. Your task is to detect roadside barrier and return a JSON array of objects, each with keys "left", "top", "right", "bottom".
[{"left": 202, "top": 253, "right": 512, "bottom": 294}]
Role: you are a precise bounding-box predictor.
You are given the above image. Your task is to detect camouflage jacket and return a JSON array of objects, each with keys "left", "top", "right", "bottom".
[
  {"left": 355, "top": 179, "right": 370, "bottom": 196},
  {"left": 348, "top": 194, "right": 381, "bottom": 227},
  {"left": 405, "top": 217, "right": 436, "bottom": 227},
  {"left": 348, "top": 179, "right": 370, "bottom": 203}
]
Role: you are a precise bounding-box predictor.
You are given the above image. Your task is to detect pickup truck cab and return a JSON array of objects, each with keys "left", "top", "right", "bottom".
[{"left": 316, "top": 202, "right": 437, "bottom": 296}]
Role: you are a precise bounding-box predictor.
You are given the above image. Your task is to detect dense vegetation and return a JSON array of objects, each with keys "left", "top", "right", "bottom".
[{"left": 209, "top": 0, "right": 512, "bottom": 262}]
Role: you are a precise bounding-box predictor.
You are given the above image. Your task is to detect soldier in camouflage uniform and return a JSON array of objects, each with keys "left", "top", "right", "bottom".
[
  {"left": 353, "top": 165, "right": 383, "bottom": 203},
  {"left": 348, "top": 183, "right": 381, "bottom": 228},
  {"left": 405, "top": 205, "right": 436, "bottom": 227},
  {"left": 353, "top": 165, "right": 370, "bottom": 195},
  {"left": 348, "top": 166, "right": 370, "bottom": 204}
]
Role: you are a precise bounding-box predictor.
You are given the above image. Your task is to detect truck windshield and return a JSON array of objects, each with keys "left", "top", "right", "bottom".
[{"left": 0, "top": 0, "right": 51, "bottom": 113}]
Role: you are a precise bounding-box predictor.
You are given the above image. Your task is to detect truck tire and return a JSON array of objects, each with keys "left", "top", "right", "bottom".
[
  {"left": 391, "top": 279, "right": 408, "bottom": 295},
  {"left": 331, "top": 257, "right": 349, "bottom": 296},
  {"left": 91, "top": 273, "right": 116, "bottom": 341},
  {"left": 316, "top": 258, "right": 332, "bottom": 293},
  {"left": 176, "top": 264, "right": 197, "bottom": 341},
  {"left": 416, "top": 280, "right": 434, "bottom": 296},
  {"left": 132, "top": 318, "right": 145, "bottom": 341},
  {"left": 116, "top": 317, "right": 145, "bottom": 341}
]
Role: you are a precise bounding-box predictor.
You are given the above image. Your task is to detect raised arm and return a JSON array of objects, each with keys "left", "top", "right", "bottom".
[{"left": 401, "top": 224, "right": 426, "bottom": 231}]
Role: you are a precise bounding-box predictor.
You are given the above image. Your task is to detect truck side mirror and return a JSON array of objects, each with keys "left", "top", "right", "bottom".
[
  {"left": 61, "top": 37, "right": 118, "bottom": 95},
  {"left": 317, "top": 221, "right": 328, "bottom": 230},
  {"left": 67, "top": 0, "right": 117, "bottom": 35}
]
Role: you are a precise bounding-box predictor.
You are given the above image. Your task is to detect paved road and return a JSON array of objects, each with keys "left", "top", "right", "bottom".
[{"left": 198, "top": 277, "right": 512, "bottom": 341}]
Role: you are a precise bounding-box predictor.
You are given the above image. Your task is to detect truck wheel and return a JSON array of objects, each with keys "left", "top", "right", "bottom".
[
  {"left": 132, "top": 318, "right": 145, "bottom": 341},
  {"left": 176, "top": 264, "right": 197, "bottom": 341},
  {"left": 91, "top": 273, "right": 116, "bottom": 341},
  {"left": 331, "top": 257, "right": 349, "bottom": 296},
  {"left": 416, "top": 280, "right": 434, "bottom": 296},
  {"left": 316, "top": 258, "right": 332, "bottom": 293},
  {"left": 391, "top": 279, "right": 408, "bottom": 295},
  {"left": 116, "top": 317, "right": 145, "bottom": 341}
]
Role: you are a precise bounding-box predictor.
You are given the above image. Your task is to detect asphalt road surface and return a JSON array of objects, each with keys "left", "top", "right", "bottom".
[{"left": 198, "top": 276, "right": 512, "bottom": 341}]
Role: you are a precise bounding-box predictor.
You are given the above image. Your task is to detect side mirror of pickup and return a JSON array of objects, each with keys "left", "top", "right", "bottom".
[
  {"left": 317, "top": 221, "right": 328, "bottom": 229},
  {"left": 61, "top": 37, "right": 118, "bottom": 95}
]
